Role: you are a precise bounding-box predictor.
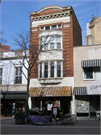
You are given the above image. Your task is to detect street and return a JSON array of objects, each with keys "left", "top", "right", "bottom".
[{"left": 1, "top": 117, "right": 101, "bottom": 134}]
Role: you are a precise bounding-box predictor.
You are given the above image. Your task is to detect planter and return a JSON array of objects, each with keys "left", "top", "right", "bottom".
[{"left": 15, "top": 118, "right": 25, "bottom": 124}]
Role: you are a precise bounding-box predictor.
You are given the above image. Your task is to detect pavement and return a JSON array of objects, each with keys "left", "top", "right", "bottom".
[{"left": 0, "top": 116, "right": 101, "bottom": 134}]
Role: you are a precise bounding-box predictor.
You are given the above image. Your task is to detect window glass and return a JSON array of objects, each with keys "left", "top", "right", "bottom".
[
  {"left": 52, "top": 25, "right": 56, "bottom": 29},
  {"left": 41, "top": 27, "right": 44, "bottom": 30},
  {"left": 44, "top": 62, "right": 48, "bottom": 78},
  {"left": 15, "top": 67, "right": 22, "bottom": 84},
  {"left": 58, "top": 24, "right": 61, "bottom": 28},
  {"left": 40, "top": 63, "right": 42, "bottom": 78},
  {"left": 50, "top": 37, "right": 55, "bottom": 49},
  {"left": 94, "top": 67, "right": 101, "bottom": 80},
  {"left": 57, "top": 62, "right": 61, "bottom": 77},
  {"left": 50, "top": 61, "right": 54, "bottom": 77},
  {"left": 40, "top": 37, "right": 43, "bottom": 49},
  {"left": 0, "top": 68, "right": 2, "bottom": 84},
  {"left": 84, "top": 68, "right": 93, "bottom": 79},
  {"left": 45, "top": 26, "right": 50, "bottom": 30},
  {"left": 57, "top": 37, "right": 61, "bottom": 49},
  {"left": 44, "top": 37, "right": 48, "bottom": 50}
]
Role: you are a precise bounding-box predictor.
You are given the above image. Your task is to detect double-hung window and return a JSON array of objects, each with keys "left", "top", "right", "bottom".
[
  {"left": 0, "top": 68, "right": 2, "bottom": 84},
  {"left": 44, "top": 62, "right": 48, "bottom": 78},
  {"left": 50, "top": 61, "right": 54, "bottom": 77},
  {"left": 15, "top": 67, "right": 22, "bottom": 84},
  {"left": 44, "top": 37, "right": 48, "bottom": 50},
  {"left": 40, "top": 37, "right": 43, "bottom": 50},
  {"left": 40, "top": 63, "right": 42, "bottom": 78},
  {"left": 57, "top": 61, "right": 61, "bottom": 77},
  {"left": 50, "top": 36, "right": 55, "bottom": 49},
  {"left": 57, "top": 36, "right": 61, "bottom": 49}
]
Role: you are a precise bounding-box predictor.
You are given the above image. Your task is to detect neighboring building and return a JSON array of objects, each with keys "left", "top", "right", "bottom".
[
  {"left": 73, "top": 44, "right": 101, "bottom": 118},
  {"left": 85, "top": 16, "right": 101, "bottom": 45},
  {"left": 29, "top": 6, "right": 82, "bottom": 114},
  {"left": 0, "top": 44, "right": 10, "bottom": 52},
  {"left": 0, "top": 50, "right": 28, "bottom": 116}
]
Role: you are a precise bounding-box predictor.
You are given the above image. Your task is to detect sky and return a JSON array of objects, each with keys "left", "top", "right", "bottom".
[{"left": 0, "top": 0, "right": 101, "bottom": 50}]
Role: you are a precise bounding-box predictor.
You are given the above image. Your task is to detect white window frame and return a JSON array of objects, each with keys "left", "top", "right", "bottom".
[
  {"left": 15, "top": 67, "right": 22, "bottom": 84},
  {"left": 0, "top": 68, "right": 2, "bottom": 84}
]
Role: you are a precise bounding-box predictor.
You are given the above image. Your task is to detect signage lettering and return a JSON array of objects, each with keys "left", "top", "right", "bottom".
[{"left": 90, "top": 85, "right": 101, "bottom": 90}]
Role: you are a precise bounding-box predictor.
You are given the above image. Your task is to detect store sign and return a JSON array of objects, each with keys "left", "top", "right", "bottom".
[{"left": 87, "top": 79, "right": 101, "bottom": 95}]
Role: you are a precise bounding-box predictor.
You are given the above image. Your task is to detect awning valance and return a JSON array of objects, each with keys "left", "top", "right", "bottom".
[
  {"left": 73, "top": 87, "right": 87, "bottom": 95},
  {"left": 81, "top": 59, "right": 101, "bottom": 68},
  {"left": 29, "top": 86, "right": 72, "bottom": 97},
  {"left": 1, "top": 94, "right": 27, "bottom": 99}
]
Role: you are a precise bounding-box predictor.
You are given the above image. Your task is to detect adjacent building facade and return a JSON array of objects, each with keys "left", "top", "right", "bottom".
[
  {"left": 0, "top": 50, "right": 28, "bottom": 116},
  {"left": 29, "top": 6, "right": 82, "bottom": 114},
  {"left": 73, "top": 44, "right": 101, "bottom": 118},
  {"left": 85, "top": 16, "right": 101, "bottom": 45}
]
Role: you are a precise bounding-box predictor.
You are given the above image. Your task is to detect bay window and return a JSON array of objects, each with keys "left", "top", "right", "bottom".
[
  {"left": 57, "top": 36, "right": 61, "bottom": 49},
  {"left": 39, "top": 61, "right": 62, "bottom": 79}
]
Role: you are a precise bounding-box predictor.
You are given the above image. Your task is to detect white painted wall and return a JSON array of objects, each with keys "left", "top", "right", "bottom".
[{"left": 0, "top": 58, "right": 28, "bottom": 85}]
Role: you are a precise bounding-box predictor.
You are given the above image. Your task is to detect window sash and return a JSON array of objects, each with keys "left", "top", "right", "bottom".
[
  {"left": 15, "top": 67, "right": 22, "bottom": 84},
  {"left": 57, "top": 62, "right": 61, "bottom": 77},
  {"left": 44, "top": 62, "right": 48, "bottom": 78},
  {"left": 40, "top": 63, "right": 42, "bottom": 78},
  {"left": 50, "top": 62, "right": 54, "bottom": 77}
]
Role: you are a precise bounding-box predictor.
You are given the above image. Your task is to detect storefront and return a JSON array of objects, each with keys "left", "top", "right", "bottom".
[
  {"left": 73, "top": 80, "right": 101, "bottom": 118},
  {"left": 1, "top": 91, "right": 27, "bottom": 116},
  {"left": 29, "top": 86, "right": 72, "bottom": 114}
]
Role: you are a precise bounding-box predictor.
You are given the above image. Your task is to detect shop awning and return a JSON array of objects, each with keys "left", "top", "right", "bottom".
[
  {"left": 1, "top": 94, "right": 27, "bottom": 99},
  {"left": 29, "top": 86, "right": 72, "bottom": 97},
  {"left": 81, "top": 59, "right": 101, "bottom": 68},
  {"left": 73, "top": 87, "right": 87, "bottom": 95}
]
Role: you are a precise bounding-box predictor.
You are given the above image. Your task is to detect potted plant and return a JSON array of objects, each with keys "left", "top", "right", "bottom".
[{"left": 14, "top": 111, "right": 25, "bottom": 124}]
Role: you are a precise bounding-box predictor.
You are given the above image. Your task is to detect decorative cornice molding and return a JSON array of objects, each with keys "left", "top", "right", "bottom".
[{"left": 31, "top": 11, "right": 70, "bottom": 22}]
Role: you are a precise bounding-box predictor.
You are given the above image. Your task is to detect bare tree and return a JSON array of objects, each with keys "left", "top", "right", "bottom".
[
  {"left": 11, "top": 31, "right": 50, "bottom": 114},
  {"left": 0, "top": 31, "right": 7, "bottom": 45}
]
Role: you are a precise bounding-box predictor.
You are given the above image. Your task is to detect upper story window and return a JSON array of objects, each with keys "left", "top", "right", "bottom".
[
  {"left": 15, "top": 67, "right": 22, "bottom": 84},
  {"left": 57, "top": 36, "right": 61, "bottom": 49},
  {"left": 50, "top": 61, "right": 54, "bottom": 77},
  {"left": 57, "top": 61, "right": 61, "bottom": 77},
  {"left": 52, "top": 25, "right": 56, "bottom": 29},
  {"left": 44, "top": 62, "right": 48, "bottom": 78},
  {"left": 40, "top": 63, "right": 42, "bottom": 78},
  {"left": 0, "top": 68, "right": 2, "bottom": 84},
  {"left": 40, "top": 24, "right": 62, "bottom": 31},
  {"left": 39, "top": 61, "right": 62, "bottom": 79},
  {"left": 83, "top": 67, "right": 101, "bottom": 80},
  {"left": 39, "top": 36, "right": 62, "bottom": 50},
  {"left": 45, "top": 26, "right": 50, "bottom": 30}
]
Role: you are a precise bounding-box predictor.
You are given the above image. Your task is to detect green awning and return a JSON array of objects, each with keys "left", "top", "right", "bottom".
[{"left": 1, "top": 94, "right": 27, "bottom": 99}]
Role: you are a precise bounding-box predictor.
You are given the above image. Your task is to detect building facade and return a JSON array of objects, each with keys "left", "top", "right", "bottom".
[
  {"left": 0, "top": 50, "right": 28, "bottom": 116},
  {"left": 29, "top": 6, "right": 82, "bottom": 114},
  {"left": 85, "top": 16, "right": 101, "bottom": 45},
  {"left": 73, "top": 44, "right": 101, "bottom": 118}
]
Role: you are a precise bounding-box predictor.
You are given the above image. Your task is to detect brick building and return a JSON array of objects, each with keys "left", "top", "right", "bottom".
[
  {"left": 0, "top": 44, "right": 10, "bottom": 52},
  {"left": 29, "top": 6, "right": 82, "bottom": 114}
]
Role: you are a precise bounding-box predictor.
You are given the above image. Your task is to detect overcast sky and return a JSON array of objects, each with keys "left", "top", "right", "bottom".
[{"left": 1, "top": 0, "right": 101, "bottom": 50}]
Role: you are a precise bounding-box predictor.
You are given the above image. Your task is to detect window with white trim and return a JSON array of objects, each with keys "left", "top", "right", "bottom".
[
  {"left": 15, "top": 67, "right": 22, "bottom": 84},
  {"left": 57, "top": 36, "right": 61, "bottom": 49},
  {"left": 57, "top": 61, "right": 61, "bottom": 77},
  {"left": 83, "top": 67, "right": 101, "bottom": 80},
  {"left": 39, "top": 36, "right": 62, "bottom": 50},
  {"left": 0, "top": 68, "right": 2, "bottom": 84},
  {"left": 39, "top": 61, "right": 62, "bottom": 79},
  {"left": 50, "top": 61, "right": 54, "bottom": 77},
  {"left": 40, "top": 24, "right": 62, "bottom": 31},
  {"left": 40, "top": 63, "right": 42, "bottom": 78}
]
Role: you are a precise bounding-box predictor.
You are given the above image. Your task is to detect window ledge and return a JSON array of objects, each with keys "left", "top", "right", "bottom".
[
  {"left": 83, "top": 79, "right": 94, "bottom": 81},
  {"left": 40, "top": 49, "right": 64, "bottom": 52}
]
